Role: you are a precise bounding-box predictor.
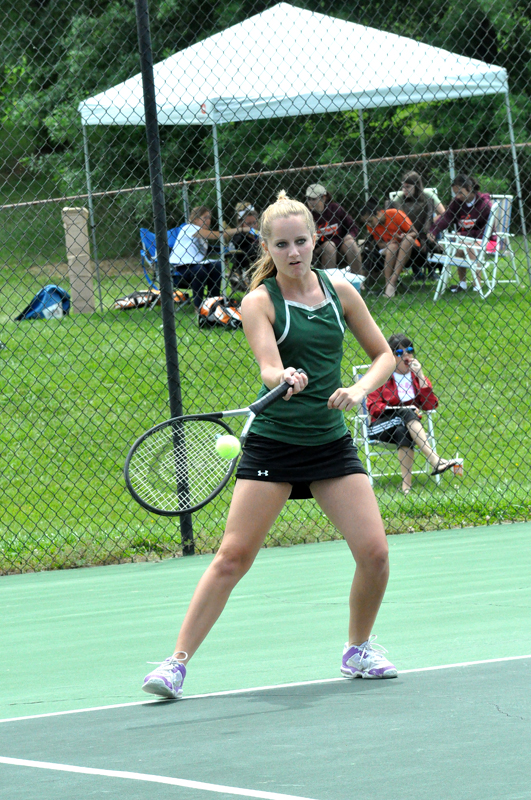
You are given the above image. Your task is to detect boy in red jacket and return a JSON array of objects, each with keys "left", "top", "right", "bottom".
[{"left": 367, "top": 334, "right": 459, "bottom": 494}]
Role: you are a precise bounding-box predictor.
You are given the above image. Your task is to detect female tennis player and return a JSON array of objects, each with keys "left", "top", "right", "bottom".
[{"left": 142, "top": 191, "right": 397, "bottom": 699}]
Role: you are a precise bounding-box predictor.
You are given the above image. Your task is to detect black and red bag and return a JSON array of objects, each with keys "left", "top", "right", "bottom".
[
  {"left": 197, "top": 297, "right": 242, "bottom": 329},
  {"left": 113, "top": 289, "right": 188, "bottom": 310}
]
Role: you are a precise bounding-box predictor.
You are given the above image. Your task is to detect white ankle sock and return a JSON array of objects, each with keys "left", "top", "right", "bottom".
[{"left": 460, "top": 281, "right": 467, "bottom": 289}]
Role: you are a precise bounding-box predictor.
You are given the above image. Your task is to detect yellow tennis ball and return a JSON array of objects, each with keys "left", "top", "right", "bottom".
[{"left": 215, "top": 434, "right": 241, "bottom": 459}]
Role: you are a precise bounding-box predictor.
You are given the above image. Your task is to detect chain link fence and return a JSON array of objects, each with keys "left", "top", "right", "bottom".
[{"left": 1, "top": 0, "right": 530, "bottom": 574}]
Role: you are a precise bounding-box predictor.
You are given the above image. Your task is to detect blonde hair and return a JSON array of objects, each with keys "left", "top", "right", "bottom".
[{"left": 248, "top": 191, "right": 316, "bottom": 292}]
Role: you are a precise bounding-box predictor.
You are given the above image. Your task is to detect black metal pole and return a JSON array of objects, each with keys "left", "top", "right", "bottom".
[{"left": 135, "top": 0, "right": 194, "bottom": 554}]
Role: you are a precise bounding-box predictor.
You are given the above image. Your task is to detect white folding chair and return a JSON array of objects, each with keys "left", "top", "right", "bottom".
[
  {"left": 488, "top": 194, "right": 520, "bottom": 288},
  {"left": 351, "top": 365, "right": 440, "bottom": 487},
  {"left": 429, "top": 196, "right": 519, "bottom": 301}
]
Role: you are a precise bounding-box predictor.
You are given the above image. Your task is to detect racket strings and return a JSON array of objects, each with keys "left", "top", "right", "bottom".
[{"left": 127, "top": 419, "right": 236, "bottom": 512}]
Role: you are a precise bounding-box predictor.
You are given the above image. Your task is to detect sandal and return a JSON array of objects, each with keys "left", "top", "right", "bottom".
[{"left": 431, "top": 459, "right": 459, "bottom": 476}]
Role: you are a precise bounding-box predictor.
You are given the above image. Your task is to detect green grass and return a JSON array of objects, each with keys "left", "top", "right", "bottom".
[{"left": 0, "top": 228, "right": 530, "bottom": 573}]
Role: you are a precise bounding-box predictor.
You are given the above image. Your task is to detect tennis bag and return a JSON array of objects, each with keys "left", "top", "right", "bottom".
[
  {"left": 15, "top": 285, "right": 70, "bottom": 320},
  {"left": 198, "top": 296, "right": 242, "bottom": 329},
  {"left": 113, "top": 288, "right": 188, "bottom": 310}
]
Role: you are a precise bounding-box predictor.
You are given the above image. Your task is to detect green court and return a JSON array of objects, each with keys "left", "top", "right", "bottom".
[{"left": 1, "top": 522, "right": 530, "bottom": 799}]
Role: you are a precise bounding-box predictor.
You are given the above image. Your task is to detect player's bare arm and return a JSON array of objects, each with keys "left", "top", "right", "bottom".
[
  {"left": 327, "top": 277, "right": 394, "bottom": 410},
  {"left": 241, "top": 288, "right": 308, "bottom": 400}
]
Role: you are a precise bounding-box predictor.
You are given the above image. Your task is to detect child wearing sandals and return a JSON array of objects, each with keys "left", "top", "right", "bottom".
[{"left": 367, "top": 334, "right": 459, "bottom": 494}]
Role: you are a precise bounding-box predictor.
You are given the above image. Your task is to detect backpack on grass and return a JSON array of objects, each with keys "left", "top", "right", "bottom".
[
  {"left": 15, "top": 285, "right": 70, "bottom": 321},
  {"left": 197, "top": 297, "right": 242, "bottom": 330}
]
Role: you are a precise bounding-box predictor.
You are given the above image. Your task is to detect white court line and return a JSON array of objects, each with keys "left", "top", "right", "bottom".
[
  {"left": 1, "top": 653, "right": 530, "bottom": 725},
  {"left": 0, "top": 757, "right": 320, "bottom": 800}
]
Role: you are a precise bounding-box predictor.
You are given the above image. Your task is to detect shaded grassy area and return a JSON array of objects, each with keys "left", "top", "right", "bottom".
[{"left": 0, "top": 230, "right": 530, "bottom": 572}]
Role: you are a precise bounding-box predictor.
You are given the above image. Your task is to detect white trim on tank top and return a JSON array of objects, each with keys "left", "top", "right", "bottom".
[{"left": 276, "top": 281, "right": 344, "bottom": 345}]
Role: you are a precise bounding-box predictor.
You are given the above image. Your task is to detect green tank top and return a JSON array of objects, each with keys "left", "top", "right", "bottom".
[{"left": 250, "top": 269, "right": 348, "bottom": 445}]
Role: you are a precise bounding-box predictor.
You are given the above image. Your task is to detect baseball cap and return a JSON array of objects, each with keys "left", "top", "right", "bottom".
[{"left": 305, "top": 184, "right": 327, "bottom": 199}]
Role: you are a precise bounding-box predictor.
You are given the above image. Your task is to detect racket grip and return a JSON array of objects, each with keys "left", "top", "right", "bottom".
[{"left": 249, "top": 369, "right": 307, "bottom": 416}]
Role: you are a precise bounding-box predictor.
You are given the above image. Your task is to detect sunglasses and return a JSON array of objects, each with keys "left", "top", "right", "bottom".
[{"left": 394, "top": 346, "right": 415, "bottom": 356}]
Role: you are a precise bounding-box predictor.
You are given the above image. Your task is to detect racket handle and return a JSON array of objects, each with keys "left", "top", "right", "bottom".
[{"left": 249, "top": 369, "right": 307, "bottom": 416}]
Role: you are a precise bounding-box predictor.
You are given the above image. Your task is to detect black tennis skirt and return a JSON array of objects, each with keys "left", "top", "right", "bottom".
[{"left": 235, "top": 432, "right": 366, "bottom": 499}]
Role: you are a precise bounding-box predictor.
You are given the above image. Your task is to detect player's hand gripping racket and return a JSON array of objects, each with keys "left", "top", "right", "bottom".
[{"left": 124, "top": 373, "right": 305, "bottom": 516}]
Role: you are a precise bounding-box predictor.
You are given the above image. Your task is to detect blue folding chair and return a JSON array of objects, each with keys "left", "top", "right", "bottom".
[{"left": 140, "top": 225, "right": 185, "bottom": 291}]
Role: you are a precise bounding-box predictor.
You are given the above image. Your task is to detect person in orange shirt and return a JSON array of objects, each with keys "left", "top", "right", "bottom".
[{"left": 360, "top": 201, "right": 420, "bottom": 298}]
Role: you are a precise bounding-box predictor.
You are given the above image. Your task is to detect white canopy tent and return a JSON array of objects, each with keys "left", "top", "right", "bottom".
[{"left": 78, "top": 2, "right": 527, "bottom": 274}]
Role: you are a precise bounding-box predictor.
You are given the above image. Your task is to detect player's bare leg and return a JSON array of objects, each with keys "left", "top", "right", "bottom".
[
  {"left": 310, "top": 473, "right": 389, "bottom": 644},
  {"left": 311, "top": 474, "right": 396, "bottom": 679},
  {"left": 173, "top": 480, "right": 291, "bottom": 662}
]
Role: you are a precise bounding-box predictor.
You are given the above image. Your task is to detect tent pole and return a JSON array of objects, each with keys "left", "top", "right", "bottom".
[
  {"left": 358, "top": 110, "right": 369, "bottom": 202},
  {"left": 211, "top": 116, "right": 227, "bottom": 294},
  {"left": 504, "top": 91, "right": 531, "bottom": 282},
  {"left": 82, "top": 124, "right": 103, "bottom": 312}
]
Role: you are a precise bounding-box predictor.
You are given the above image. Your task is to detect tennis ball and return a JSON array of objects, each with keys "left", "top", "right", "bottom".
[{"left": 215, "top": 434, "right": 241, "bottom": 459}]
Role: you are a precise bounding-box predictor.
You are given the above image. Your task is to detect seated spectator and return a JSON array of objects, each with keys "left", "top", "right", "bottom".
[
  {"left": 170, "top": 206, "right": 233, "bottom": 310},
  {"left": 228, "top": 202, "right": 260, "bottom": 287},
  {"left": 389, "top": 172, "right": 437, "bottom": 248},
  {"left": 360, "top": 200, "right": 420, "bottom": 298},
  {"left": 367, "top": 334, "right": 459, "bottom": 494},
  {"left": 388, "top": 172, "right": 445, "bottom": 279},
  {"left": 427, "top": 174, "right": 492, "bottom": 294},
  {"left": 305, "top": 184, "right": 362, "bottom": 275},
  {"left": 390, "top": 172, "right": 446, "bottom": 222}
]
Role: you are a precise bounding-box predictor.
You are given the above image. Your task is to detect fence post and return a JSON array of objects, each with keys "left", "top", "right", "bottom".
[
  {"left": 61, "top": 206, "right": 96, "bottom": 314},
  {"left": 135, "top": 0, "right": 194, "bottom": 554},
  {"left": 448, "top": 147, "right": 455, "bottom": 183},
  {"left": 359, "top": 110, "right": 369, "bottom": 202},
  {"left": 82, "top": 124, "right": 104, "bottom": 312},
  {"left": 182, "top": 181, "right": 190, "bottom": 221}
]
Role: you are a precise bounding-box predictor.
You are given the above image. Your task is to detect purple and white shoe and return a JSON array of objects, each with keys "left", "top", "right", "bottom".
[
  {"left": 341, "top": 635, "right": 397, "bottom": 679},
  {"left": 142, "top": 655, "right": 187, "bottom": 699}
]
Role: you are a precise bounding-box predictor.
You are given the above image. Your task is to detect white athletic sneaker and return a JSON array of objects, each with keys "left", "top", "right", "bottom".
[
  {"left": 142, "top": 657, "right": 187, "bottom": 699},
  {"left": 341, "top": 635, "right": 397, "bottom": 679}
]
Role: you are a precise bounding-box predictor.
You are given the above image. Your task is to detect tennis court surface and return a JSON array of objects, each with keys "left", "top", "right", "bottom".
[{"left": 2, "top": 522, "right": 530, "bottom": 799}]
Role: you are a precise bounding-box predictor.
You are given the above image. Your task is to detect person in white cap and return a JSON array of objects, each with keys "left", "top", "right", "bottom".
[{"left": 305, "top": 184, "right": 363, "bottom": 276}]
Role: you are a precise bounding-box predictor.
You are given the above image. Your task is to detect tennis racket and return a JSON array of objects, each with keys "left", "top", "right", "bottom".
[{"left": 124, "top": 374, "right": 305, "bottom": 516}]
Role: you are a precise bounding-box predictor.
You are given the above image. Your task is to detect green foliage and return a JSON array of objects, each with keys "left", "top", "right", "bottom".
[{"left": 1, "top": 0, "right": 531, "bottom": 213}]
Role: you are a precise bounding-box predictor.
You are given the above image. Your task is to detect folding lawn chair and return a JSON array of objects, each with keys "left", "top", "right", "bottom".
[
  {"left": 140, "top": 226, "right": 184, "bottom": 291},
  {"left": 351, "top": 365, "right": 440, "bottom": 487},
  {"left": 486, "top": 194, "right": 519, "bottom": 288},
  {"left": 428, "top": 196, "right": 519, "bottom": 301}
]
